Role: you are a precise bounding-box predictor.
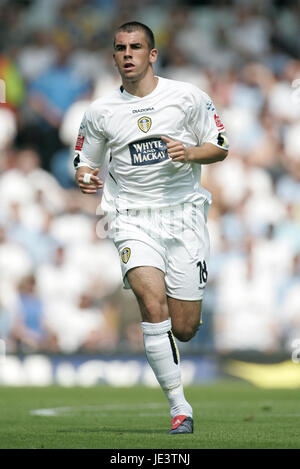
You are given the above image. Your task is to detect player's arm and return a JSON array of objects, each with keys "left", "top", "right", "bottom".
[
  {"left": 73, "top": 105, "right": 106, "bottom": 194},
  {"left": 162, "top": 90, "right": 229, "bottom": 165},
  {"left": 161, "top": 137, "right": 227, "bottom": 164}
]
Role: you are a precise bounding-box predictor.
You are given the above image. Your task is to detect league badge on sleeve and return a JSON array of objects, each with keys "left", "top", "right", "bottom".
[
  {"left": 73, "top": 153, "right": 80, "bottom": 169},
  {"left": 217, "top": 132, "right": 229, "bottom": 150},
  {"left": 138, "top": 116, "right": 152, "bottom": 133}
]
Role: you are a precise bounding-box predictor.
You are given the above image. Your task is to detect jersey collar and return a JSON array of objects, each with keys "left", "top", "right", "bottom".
[{"left": 120, "top": 76, "right": 162, "bottom": 100}]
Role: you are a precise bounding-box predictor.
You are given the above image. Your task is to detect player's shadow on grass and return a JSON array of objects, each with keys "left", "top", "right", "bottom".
[
  {"left": 57, "top": 428, "right": 165, "bottom": 434},
  {"left": 100, "top": 428, "right": 166, "bottom": 434}
]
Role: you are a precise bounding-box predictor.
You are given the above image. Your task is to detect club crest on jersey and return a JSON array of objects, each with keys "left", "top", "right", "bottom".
[
  {"left": 138, "top": 116, "right": 152, "bottom": 133},
  {"left": 121, "top": 247, "right": 131, "bottom": 264}
]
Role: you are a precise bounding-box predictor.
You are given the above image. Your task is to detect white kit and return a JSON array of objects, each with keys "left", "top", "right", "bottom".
[{"left": 74, "top": 76, "right": 228, "bottom": 298}]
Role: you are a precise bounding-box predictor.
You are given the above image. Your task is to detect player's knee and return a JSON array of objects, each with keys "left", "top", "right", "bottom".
[
  {"left": 140, "top": 295, "right": 168, "bottom": 323},
  {"left": 172, "top": 323, "right": 199, "bottom": 342}
]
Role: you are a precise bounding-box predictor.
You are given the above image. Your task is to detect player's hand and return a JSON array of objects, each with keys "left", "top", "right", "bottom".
[
  {"left": 161, "top": 136, "right": 191, "bottom": 163},
  {"left": 77, "top": 168, "right": 103, "bottom": 194}
]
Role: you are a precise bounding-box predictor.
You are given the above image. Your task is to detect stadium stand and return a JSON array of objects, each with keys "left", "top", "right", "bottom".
[{"left": 0, "top": 0, "right": 299, "bottom": 357}]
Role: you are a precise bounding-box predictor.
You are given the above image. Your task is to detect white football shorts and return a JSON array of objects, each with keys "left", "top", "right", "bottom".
[{"left": 110, "top": 201, "right": 210, "bottom": 301}]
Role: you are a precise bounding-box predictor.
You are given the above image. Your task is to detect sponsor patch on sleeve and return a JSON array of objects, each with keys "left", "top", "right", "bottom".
[
  {"left": 129, "top": 137, "right": 169, "bottom": 166},
  {"left": 75, "top": 135, "right": 85, "bottom": 151},
  {"left": 214, "top": 113, "right": 225, "bottom": 131}
]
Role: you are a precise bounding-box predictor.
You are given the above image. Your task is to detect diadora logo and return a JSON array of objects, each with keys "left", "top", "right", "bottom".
[
  {"left": 132, "top": 107, "right": 154, "bottom": 114},
  {"left": 129, "top": 138, "right": 169, "bottom": 166},
  {"left": 138, "top": 116, "right": 152, "bottom": 133}
]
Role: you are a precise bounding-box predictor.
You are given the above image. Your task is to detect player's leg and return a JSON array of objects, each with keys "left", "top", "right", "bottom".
[
  {"left": 167, "top": 297, "right": 202, "bottom": 342},
  {"left": 126, "top": 265, "right": 168, "bottom": 323},
  {"left": 126, "top": 266, "right": 193, "bottom": 432},
  {"left": 164, "top": 202, "right": 210, "bottom": 343}
]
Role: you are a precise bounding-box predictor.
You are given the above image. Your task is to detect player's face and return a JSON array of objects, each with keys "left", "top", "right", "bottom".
[{"left": 113, "top": 30, "right": 157, "bottom": 83}]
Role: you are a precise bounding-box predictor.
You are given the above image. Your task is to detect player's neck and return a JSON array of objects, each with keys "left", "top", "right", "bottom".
[{"left": 122, "top": 72, "right": 158, "bottom": 98}]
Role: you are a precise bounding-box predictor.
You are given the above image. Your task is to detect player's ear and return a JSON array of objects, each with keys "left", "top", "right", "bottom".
[{"left": 149, "top": 48, "right": 158, "bottom": 65}]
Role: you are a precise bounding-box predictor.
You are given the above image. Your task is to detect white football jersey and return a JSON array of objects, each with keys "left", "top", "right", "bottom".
[{"left": 74, "top": 76, "right": 228, "bottom": 211}]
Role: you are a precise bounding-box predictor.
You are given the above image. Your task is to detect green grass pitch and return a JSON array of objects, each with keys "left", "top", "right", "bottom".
[{"left": 0, "top": 380, "right": 299, "bottom": 449}]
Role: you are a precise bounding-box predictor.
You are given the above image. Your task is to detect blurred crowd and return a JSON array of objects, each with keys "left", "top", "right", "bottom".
[{"left": 0, "top": 0, "right": 299, "bottom": 355}]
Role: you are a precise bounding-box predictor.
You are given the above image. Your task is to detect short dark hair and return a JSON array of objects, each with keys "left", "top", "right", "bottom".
[{"left": 114, "top": 21, "right": 155, "bottom": 50}]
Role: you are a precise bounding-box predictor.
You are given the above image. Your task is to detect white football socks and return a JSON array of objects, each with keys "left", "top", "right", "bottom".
[{"left": 141, "top": 318, "right": 192, "bottom": 419}]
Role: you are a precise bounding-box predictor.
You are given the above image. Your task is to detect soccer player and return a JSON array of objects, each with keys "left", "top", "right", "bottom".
[{"left": 73, "top": 21, "right": 228, "bottom": 434}]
